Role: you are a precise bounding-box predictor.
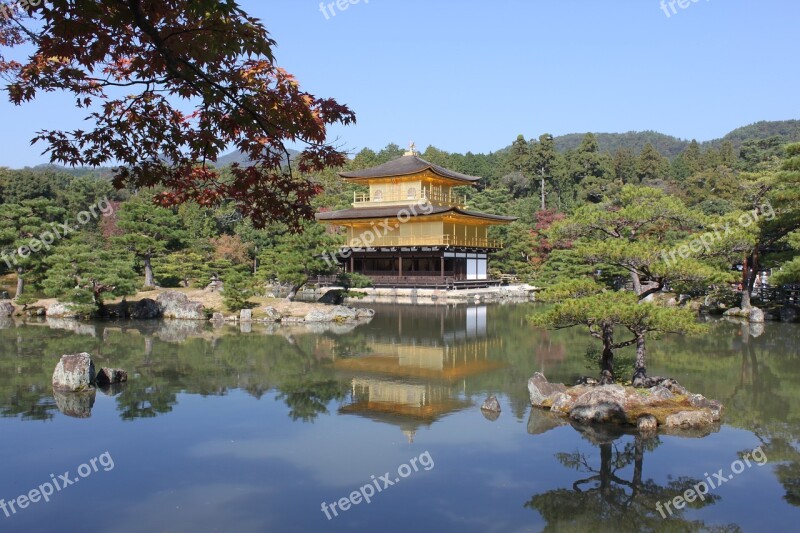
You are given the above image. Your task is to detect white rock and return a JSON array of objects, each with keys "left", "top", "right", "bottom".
[{"left": 52, "top": 353, "right": 95, "bottom": 392}]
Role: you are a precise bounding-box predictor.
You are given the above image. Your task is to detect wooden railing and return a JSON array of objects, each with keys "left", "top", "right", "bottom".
[
  {"left": 316, "top": 275, "right": 502, "bottom": 290},
  {"left": 346, "top": 235, "right": 503, "bottom": 249},
  {"left": 353, "top": 189, "right": 467, "bottom": 207},
  {"left": 751, "top": 286, "right": 800, "bottom": 304}
]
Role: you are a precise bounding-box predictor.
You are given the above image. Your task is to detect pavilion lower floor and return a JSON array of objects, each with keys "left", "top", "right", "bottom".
[{"left": 330, "top": 248, "right": 499, "bottom": 289}]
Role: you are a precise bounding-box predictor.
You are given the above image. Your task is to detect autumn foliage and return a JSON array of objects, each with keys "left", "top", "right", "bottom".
[
  {"left": 530, "top": 208, "right": 566, "bottom": 267},
  {"left": 0, "top": 0, "right": 355, "bottom": 228}
]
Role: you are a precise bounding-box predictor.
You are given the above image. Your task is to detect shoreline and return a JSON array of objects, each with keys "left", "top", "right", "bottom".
[{"left": 301, "top": 284, "right": 538, "bottom": 306}]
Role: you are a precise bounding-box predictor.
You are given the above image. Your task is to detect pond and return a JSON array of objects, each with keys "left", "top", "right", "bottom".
[{"left": 0, "top": 303, "right": 799, "bottom": 532}]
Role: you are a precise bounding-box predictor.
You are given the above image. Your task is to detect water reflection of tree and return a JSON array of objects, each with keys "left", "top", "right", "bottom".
[
  {"left": 115, "top": 379, "right": 178, "bottom": 420},
  {"left": 647, "top": 318, "right": 800, "bottom": 510},
  {"left": 525, "top": 426, "right": 736, "bottom": 532},
  {"left": 277, "top": 377, "right": 348, "bottom": 422},
  {"left": 329, "top": 332, "right": 372, "bottom": 359},
  {"left": 0, "top": 322, "right": 353, "bottom": 422},
  {"left": 0, "top": 323, "right": 71, "bottom": 420},
  {"left": 719, "top": 321, "right": 800, "bottom": 508}
]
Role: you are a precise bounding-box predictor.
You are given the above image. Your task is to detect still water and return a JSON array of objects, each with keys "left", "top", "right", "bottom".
[{"left": 0, "top": 304, "right": 799, "bottom": 532}]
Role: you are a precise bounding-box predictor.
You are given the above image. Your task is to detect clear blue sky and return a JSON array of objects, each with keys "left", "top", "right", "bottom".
[{"left": 0, "top": 0, "right": 798, "bottom": 166}]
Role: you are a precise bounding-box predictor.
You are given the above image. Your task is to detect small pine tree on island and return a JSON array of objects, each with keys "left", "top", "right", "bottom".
[{"left": 529, "top": 280, "right": 704, "bottom": 385}]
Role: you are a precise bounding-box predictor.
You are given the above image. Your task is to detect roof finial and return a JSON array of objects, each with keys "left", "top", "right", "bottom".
[{"left": 404, "top": 140, "right": 417, "bottom": 156}]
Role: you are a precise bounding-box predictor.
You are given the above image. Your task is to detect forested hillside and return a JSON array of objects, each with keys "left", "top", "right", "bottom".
[
  {"left": 552, "top": 131, "right": 690, "bottom": 158},
  {"left": 523, "top": 119, "right": 800, "bottom": 159},
  {"left": 2, "top": 120, "right": 799, "bottom": 315}
]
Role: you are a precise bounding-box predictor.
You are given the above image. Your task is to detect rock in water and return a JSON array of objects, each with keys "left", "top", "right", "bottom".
[
  {"left": 130, "top": 298, "right": 161, "bottom": 319},
  {"left": 569, "top": 385, "right": 629, "bottom": 424},
  {"left": 303, "top": 309, "right": 331, "bottom": 322},
  {"left": 749, "top": 307, "right": 765, "bottom": 323},
  {"left": 665, "top": 410, "right": 714, "bottom": 428},
  {"left": 0, "top": 300, "right": 14, "bottom": 318},
  {"left": 528, "top": 372, "right": 567, "bottom": 406},
  {"left": 96, "top": 368, "right": 128, "bottom": 386},
  {"left": 240, "top": 308, "right": 253, "bottom": 322},
  {"left": 46, "top": 302, "right": 79, "bottom": 319},
  {"left": 688, "top": 394, "right": 724, "bottom": 421},
  {"left": 355, "top": 308, "right": 376, "bottom": 319},
  {"left": 481, "top": 395, "right": 501, "bottom": 413},
  {"left": 156, "top": 291, "right": 205, "bottom": 320},
  {"left": 52, "top": 353, "right": 95, "bottom": 392},
  {"left": 263, "top": 307, "right": 282, "bottom": 322}
]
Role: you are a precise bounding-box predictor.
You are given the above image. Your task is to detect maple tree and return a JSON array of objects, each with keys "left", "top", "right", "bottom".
[{"left": 0, "top": 0, "right": 355, "bottom": 228}]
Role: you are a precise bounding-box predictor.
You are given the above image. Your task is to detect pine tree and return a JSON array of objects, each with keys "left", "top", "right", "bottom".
[
  {"left": 257, "top": 221, "right": 341, "bottom": 300},
  {"left": 114, "top": 197, "right": 187, "bottom": 288},
  {"left": 636, "top": 143, "right": 670, "bottom": 185},
  {"left": 532, "top": 134, "right": 563, "bottom": 209},
  {"left": 155, "top": 250, "right": 210, "bottom": 288},
  {"left": 0, "top": 198, "right": 65, "bottom": 297},
  {"left": 222, "top": 271, "right": 256, "bottom": 311},
  {"left": 706, "top": 143, "right": 800, "bottom": 309},
  {"left": 42, "top": 240, "right": 137, "bottom": 315},
  {"left": 613, "top": 148, "right": 638, "bottom": 184},
  {"left": 535, "top": 185, "right": 725, "bottom": 384},
  {"left": 530, "top": 288, "right": 704, "bottom": 384},
  {"left": 683, "top": 139, "right": 702, "bottom": 175},
  {"left": 569, "top": 133, "right": 616, "bottom": 203}
]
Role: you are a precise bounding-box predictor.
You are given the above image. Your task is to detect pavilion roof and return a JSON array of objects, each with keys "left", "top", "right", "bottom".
[
  {"left": 315, "top": 204, "right": 517, "bottom": 223},
  {"left": 339, "top": 154, "right": 482, "bottom": 184}
]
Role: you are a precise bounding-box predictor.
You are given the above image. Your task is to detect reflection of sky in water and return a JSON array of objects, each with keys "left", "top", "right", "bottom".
[
  {"left": 1, "top": 389, "right": 796, "bottom": 532},
  {"left": 0, "top": 304, "right": 799, "bottom": 531}
]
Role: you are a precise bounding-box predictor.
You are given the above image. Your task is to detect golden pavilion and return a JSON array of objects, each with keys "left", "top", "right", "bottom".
[{"left": 316, "top": 144, "right": 516, "bottom": 288}]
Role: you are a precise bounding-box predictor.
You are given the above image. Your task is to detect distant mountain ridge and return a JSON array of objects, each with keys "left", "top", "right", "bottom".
[
  {"left": 547, "top": 120, "right": 800, "bottom": 159},
  {"left": 214, "top": 147, "right": 299, "bottom": 167},
  {"left": 552, "top": 131, "right": 689, "bottom": 159},
  {"left": 18, "top": 147, "right": 300, "bottom": 173},
  {"left": 9, "top": 120, "right": 800, "bottom": 171}
]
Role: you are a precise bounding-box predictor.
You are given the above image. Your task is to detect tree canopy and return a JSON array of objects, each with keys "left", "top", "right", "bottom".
[{"left": 0, "top": 0, "right": 355, "bottom": 228}]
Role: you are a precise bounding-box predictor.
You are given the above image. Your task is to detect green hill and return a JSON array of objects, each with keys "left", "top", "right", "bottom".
[
  {"left": 708, "top": 119, "right": 800, "bottom": 150},
  {"left": 530, "top": 119, "right": 800, "bottom": 159},
  {"left": 553, "top": 131, "right": 690, "bottom": 158}
]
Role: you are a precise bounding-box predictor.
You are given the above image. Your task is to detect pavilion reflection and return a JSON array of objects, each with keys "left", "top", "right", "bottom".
[{"left": 335, "top": 305, "right": 504, "bottom": 441}]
